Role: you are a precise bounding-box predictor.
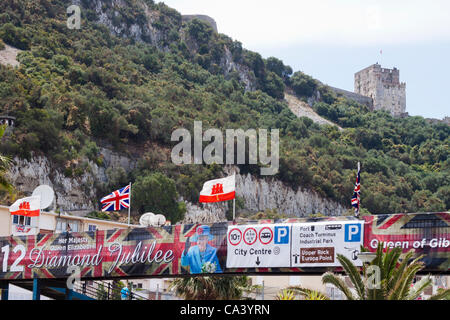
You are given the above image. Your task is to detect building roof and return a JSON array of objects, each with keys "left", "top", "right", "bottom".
[{"left": 0, "top": 205, "right": 140, "bottom": 228}]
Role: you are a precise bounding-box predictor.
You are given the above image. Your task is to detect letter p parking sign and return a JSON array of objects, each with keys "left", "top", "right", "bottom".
[
  {"left": 274, "top": 226, "right": 289, "bottom": 244},
  {"left": 345, "top": 223, "right": 362, "bottom": 242}
]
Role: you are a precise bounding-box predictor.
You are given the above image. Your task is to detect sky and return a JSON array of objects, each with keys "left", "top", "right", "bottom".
[{"left": 161, "top": 0, "right": 450, "bottom": 119}]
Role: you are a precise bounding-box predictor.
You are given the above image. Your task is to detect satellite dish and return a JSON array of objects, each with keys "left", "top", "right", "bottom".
[
  {"left": 150, "top": 214, "right": 166, "bottom": 227},
  {"left": 139, "top": 212, "right": 155, "bottom": 227},
  {"left": 139, "top": 212, "right": 166, "bottom": 227},
  {"left": 32, "top": 185, "right": 54, "bottom": 210}
]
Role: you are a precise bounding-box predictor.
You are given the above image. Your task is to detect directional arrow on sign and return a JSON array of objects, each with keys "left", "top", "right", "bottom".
[{"left": 256, "top": 256, "right": 261, "bottom": 266}]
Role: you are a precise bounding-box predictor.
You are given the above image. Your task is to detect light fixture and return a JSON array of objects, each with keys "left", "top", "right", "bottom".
[{"left": 358, "top": 252, "right": 377, "bottom": 264}]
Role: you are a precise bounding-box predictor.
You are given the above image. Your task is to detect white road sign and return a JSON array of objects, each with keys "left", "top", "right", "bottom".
[
  {"left": 226, "top": 221, "right": 364, "bottom": 268},
  {"left": 226, "top": 224, "right": 291, "bottom": 268},
  {"left": 291, "top": 221, "right": 364, "bottom": 267}
]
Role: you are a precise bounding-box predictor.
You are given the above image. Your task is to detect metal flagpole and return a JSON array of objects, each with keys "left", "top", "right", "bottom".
[
  {"left": 128, "top": 182, "right": 132, "bottom": 226},
  {"left": 357, "top": 162, "right": 360, "bottom": 217},
  {"left": 233, "top": 172, "right": 236, "bottom": 221},
  {"left": 233, "top": 198, "right": 235, "bottom": 221}
]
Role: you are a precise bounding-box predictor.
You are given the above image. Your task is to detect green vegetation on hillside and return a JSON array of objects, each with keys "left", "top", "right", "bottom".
[{"left": 0, "top": 0, "right": 448, "bottom": 221}]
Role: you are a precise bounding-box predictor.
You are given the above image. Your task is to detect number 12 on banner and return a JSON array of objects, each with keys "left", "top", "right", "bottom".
[{"left": 1, "top": 245, "right": 25, "bottom": 272}]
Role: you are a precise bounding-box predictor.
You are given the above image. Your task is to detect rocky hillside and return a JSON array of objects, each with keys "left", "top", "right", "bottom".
[
  {"left": 0, "top": 0, "right": 448, "bottom": 224},
  {"left": 6, "top": 151, "right": 345, "bottom": 223}
]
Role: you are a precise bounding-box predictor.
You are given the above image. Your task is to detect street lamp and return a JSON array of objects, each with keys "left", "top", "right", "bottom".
[{"left": 358, "top": 252, "right": 377, "bottom": 264}]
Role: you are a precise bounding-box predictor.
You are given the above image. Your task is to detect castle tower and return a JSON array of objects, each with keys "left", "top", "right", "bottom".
[{"left": 354, "top": 63, "right": 406, "bottom": 117}]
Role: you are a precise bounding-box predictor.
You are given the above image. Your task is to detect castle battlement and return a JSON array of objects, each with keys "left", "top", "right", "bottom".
[{"left": 354, "top": 63, "right": 406, "bottom": 117}]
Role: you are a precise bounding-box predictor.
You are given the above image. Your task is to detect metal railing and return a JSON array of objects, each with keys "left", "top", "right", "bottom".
[{"left": 72, "top": 280, "right": 150, "bottom": 300}]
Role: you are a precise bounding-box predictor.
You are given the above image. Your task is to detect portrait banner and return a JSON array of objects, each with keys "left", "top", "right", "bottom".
[{"left": 0, "top": 213, "right": 448, "bottom": 281}]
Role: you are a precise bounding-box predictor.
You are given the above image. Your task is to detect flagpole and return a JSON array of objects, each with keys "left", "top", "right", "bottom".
[
  {"left": 128, "top": 182, "right": 132, "bottom": 226},
  {"left": 233, "top": 172, "right": 236, "bottom": 221},
  {"left": 357, "top": 162, "right": 360, "bottom": 217},
  {"left": 233, "top": 198, "right": 235, "bottom": 221}
]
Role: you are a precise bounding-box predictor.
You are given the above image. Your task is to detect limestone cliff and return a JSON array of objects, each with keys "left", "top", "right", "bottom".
[{"left": 6, "top": 152, "right": 345, "bottom": 222}]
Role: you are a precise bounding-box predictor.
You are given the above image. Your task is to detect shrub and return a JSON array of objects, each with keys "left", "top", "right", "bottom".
[
  {"left": 290, "top": 71, "right": 318, "bottom": 97},
  {"left": 133, "top": 172, "right": 185, "bottom": 223}
]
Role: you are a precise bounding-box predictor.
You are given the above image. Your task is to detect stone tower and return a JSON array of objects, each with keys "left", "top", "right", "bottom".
[{"left": 354, "top": 63, "right": 406, "bottom": 117}]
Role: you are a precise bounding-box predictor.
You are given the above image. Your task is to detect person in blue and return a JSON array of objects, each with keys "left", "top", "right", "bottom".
[
  {"left": 181, "top": 225, "right": 222, "bottom": 274},
  {"left": 120, "top": 286, "right": 130, "bottom": 300}
]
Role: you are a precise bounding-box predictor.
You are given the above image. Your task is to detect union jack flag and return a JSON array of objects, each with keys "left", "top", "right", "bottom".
[
  {"left": 351, "top": 163, "right": 361, "bottom": 216},
  {"left": 101, "top": 184, "right": 130, "bottom": 212}
]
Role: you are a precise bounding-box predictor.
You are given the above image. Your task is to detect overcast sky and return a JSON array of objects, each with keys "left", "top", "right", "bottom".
[{"left": 161, "top": 0, "right": 450, "bottom": 119}]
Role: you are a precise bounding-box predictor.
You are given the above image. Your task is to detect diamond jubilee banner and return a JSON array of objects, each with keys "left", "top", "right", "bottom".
[{"left": 0, "top": 213, "right": 448, "bottom": 281}]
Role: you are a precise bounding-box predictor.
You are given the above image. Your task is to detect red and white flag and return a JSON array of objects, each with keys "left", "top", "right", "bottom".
[
  {"left": 9, "top": 196, "right": 41, "bottom": 217},
  {"left": 199, "top": 174, "right": 235, "bottom": 203}
]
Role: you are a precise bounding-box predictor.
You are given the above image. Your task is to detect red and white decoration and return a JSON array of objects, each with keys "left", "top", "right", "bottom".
[
  {"left": 9, "top": 196, "right": 41, "bottom": 217},
  {"left": 199, "top": 174, "right": 235, "bottom": 203}
]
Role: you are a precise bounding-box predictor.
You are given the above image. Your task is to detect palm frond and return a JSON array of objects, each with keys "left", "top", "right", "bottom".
[
  {"left": 322, "top": 272, "right": 356, "bottom": 300},
  {"left": 288, "top": 286, "right": 330, "bottom": 300},
  {"left": 382, "top": 246, "right": 402, "bottom": 281},
  {"left": 388, "top": 259, "right": 424, "bottom": 300},
  {"left": 428, "top": 288, "right": 450, "bottom": 300},
  {"left": 407, "top": 275, "right": 432, "bottom": 300},
  {"left": 387, "top": 251, "right": 415, "bottom": 294},
  {"left": 336, "top": 254, "right": 365, "bottom": 300},
  {"left": 276, "top": 289, "right": 296, "bottom": 300}
]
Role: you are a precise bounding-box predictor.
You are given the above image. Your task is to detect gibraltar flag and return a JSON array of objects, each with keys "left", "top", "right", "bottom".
[
  {"left": 199, "top": 174, "right": 235, "bottom": 203},
  {"left": 9, "top": 196, "right": 41, "bottom": 217}
]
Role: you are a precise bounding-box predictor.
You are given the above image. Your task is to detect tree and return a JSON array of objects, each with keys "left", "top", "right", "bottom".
[
  {"left": 290, "top": 71, "right": 318, "bottom": 97},
  {"left": 275, "top": 289, "right": 296, "bottom": 300},
  {"left": 322, "top": 242, "right": 450, "bottom": 300},
  {"left": 0, "top": 125, "right": 13, "bottom": 195},
  {"left": 265, "top": 57, "right": 292, "bottom": 81},
  {"left": 263, "top": 71, "right": 285, "bottom": 99},
  {"left": 132, "top": 172, "right": 185, "bottom": 223},
  {"left": 169, "top": 275, "right": 252, "bottom": 300},
  {"left": 287, "top": 287, "right": 330, "bottom": 300}
]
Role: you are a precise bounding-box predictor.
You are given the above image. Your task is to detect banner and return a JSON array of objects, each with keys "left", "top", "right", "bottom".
[
  {"left": 0, "top": 223, "right": 227, "bottom": 280},
  {"left": 0, "top": 213, "right": 448, "bottom": 281},
  {"left": 363, "top": 212, "right": 450, "bottom": 270}
]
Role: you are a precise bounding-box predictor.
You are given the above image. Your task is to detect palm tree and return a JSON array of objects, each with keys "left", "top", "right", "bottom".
[
  {"left": 287, "top": 287, "right": 330, "bottom": 300},
  {"left": 276, "top": 289, "right": 296, "bottom": 300},
  {"left": 170, "top": 275, "right": 254, "bottom": 300},
  {"left": 322, "top": 242, "right": 450, "bottom": 300}
]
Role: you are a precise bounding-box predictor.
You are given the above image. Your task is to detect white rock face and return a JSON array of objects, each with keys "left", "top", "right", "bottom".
[
  {"left": 0, "top": 44, "right": 21, "bottom": 67},
  {"left": 220, "top": 47, "right": 256, "bottom": 92},
  {"left": 7, "top": 156, "right": 97, "bottom": 213},
  {"left": 235, "top": 172, "right": 345, "bottom": 217},
  {"left": 182, "top": 201, "right": 227, "bottom": 224},
  {"left": 6, "top": 147, "right": 137, "bottom": 214},
  {"left": 6, "top": 151, "right": 344, "bottom": 222},
  {"left": 181, "top": 167, "right": 346, "bottom": 223}
]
